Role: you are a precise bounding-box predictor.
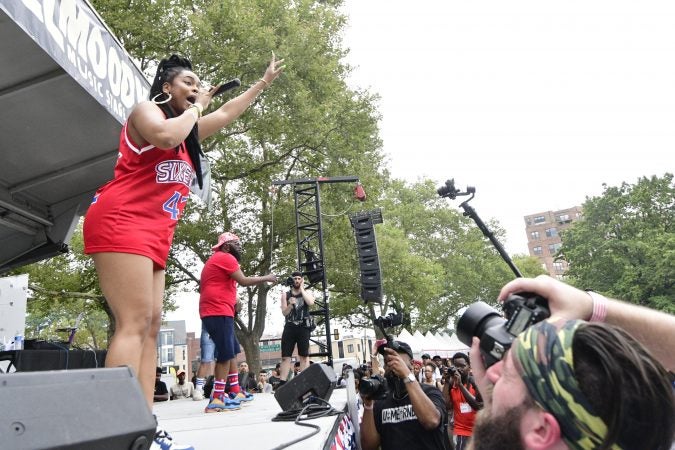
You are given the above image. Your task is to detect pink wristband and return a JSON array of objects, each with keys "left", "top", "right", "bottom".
[{"left": 586, "top": 291, "right": 608, "bottom": 322}]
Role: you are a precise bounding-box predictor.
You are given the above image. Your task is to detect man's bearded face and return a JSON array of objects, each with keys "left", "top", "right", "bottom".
[{"left": 470, "top": 403, "right": 528, "bottom": 450}]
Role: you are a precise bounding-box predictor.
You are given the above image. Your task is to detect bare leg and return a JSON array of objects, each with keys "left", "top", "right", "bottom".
[
  {"left": 137, "top": 269, "right": 165, "bottom": 406},
  {"left": 280, "top": 356, "right": 292, "bottom": 381},
  {"left": 93, "top": 253, "right": 156, "bottom": 409},
  {"left": 197, "top": 361, "right": 214, "bottom": 378},
  {"left": 299, "top": 355, "right": 310, "bottom": 371}
]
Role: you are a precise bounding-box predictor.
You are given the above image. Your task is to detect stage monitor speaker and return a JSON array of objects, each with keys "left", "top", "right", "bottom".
[
  {"left": 0, "top": 367, "right": 156, "bottom": 450},
  {"left": 274, "top": 363, "right": 337, "bottom": 411}
]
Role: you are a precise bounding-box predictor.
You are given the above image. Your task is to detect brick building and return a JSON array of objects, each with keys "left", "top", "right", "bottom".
[{"left": 524, "top": 206, "right": 582, "bottom": 278}]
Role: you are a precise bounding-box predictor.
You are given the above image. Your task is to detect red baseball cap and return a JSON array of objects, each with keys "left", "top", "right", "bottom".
[{"left": 212, "top": 232, "right": 240, "bottom": 250}]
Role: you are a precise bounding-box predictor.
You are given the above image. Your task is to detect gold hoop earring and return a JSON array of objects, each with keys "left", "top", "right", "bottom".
[{"left": 152, "top": 92, "right": 172, "bottom": 104}]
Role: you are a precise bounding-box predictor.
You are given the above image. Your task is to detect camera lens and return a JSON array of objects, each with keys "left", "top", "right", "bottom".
[{"left": 456, "top": 301, "right": 506, "bottom": 347}]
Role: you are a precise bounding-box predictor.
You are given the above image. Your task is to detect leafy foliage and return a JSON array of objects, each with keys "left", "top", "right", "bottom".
[{"left": 562, "top": 174, "right": 674, "bottom": 314}]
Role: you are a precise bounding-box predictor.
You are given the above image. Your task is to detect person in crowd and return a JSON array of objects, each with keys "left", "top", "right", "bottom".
[
  {"left": 268, "top": 363, "right": 283, "bottom": 391},
  {"left": 467, "top": 275, "right": 674, "bottom": 450},
  {"left": 192, "top": 328, "right": 216, "bottom": 401},
  {"left": 443, "top": 353, "right": 481, "bottom": 450},
  {"left": 360, "top": 341, "right": 450, "bottom": 450},
  {"left": 338, "top": 364, "right": 354, "bottom": 387},
  {"left": 154, "top": 367, "right": 169, "bottom": 402},
  {"left": 238, "top": 361, "right": 258, "bottom": 392},
  {"left": 256, "top": 370, "right": 273, "bottom": 394},
  {"left": 200, "top": 232, "right": 277, "bottom": 413},
  {"left": 422, "top": 363, "right": 443, "bottom": 390},
  {"left": 82, "top": 52, "right": 283, "bottom": 449},
  {"left": 170, "top": 371, "right": 194, "bottom": 400},
  {"left": 420, "top": 353, "right": 440, "bottom": 382},
  {"left": 279, "top": 272, "right": 315, "bottom": 381}
]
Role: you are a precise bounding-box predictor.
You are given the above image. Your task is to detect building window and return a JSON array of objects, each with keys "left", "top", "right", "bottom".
[
  {"left": 533, "top": 215, "right": 546, "bottom": 224},
  {"left": 160, "top": 331, "right": 173, "bottom": 346},
  {"left": 548, "top": 243, "right": 562, "bottom": 255},
  {"left": 533, "top": 246, "right": 543, "bottom": 256},
  {"left": 552, "top": 261, "right": 565, "bottom": 273},
  {"left": 545, "top": 227, "right": 557, "bottom": 237},
  {"left": 530, "top": 231, "right": 540, "bottom": 240},
  {"left": 557, "top": 214, "right": 571, "bottom": 223},
  {"left": 347, "top": 344, "right": 354, "bottom": 353}
]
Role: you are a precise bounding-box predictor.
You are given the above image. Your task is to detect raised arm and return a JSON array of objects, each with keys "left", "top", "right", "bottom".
[
  {"left": 198, "top": 53, "right": 284, "bottom": 141},
  {"left": 498, "top": 275, "right": 675, "bottom": 371}
]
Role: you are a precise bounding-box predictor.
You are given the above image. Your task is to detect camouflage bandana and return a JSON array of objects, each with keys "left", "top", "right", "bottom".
[{"left": 512, "top": 319, "right": 623, "bottom": 450}]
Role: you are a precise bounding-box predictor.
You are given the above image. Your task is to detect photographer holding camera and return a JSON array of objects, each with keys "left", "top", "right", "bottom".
[
  {"left": 465, "top": 276, "right": 674, "bottom": 450},
  {"left": 441, "top": 352, "right": 482, "bottom": 450},
  {"left": 360, "top": 341, "right": 451, "bottom": 450},
  {"left": 279, "top": 271, "right": 315, "bottom": 381}
]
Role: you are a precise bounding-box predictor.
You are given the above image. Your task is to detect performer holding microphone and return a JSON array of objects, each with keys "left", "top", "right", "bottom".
[
  {"left": 83, "top": 52, "right": 283, "bottom": 449},
  {"left": 279, "top": 272, "right": 315, "bottom": 381}
]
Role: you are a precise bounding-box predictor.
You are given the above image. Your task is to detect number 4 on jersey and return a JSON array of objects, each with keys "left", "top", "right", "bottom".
[{"left": 163, "top": 191, "right": 188, "bottom": 220}]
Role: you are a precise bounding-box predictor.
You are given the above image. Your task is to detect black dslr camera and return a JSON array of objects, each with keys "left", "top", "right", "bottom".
[
  {"left": 284, "top": 276, "right": 294, "bottom": 287},
  {"left": 456, "top": 293, "right": 550, "bottom": 368},
  {"left": 359, "top": 374, "right": 388, "bottom": 400}
]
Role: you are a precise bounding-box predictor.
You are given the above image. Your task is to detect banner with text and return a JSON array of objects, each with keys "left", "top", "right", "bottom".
[{"left": 1, "top": 0, "right": 149, "bottom": 123}]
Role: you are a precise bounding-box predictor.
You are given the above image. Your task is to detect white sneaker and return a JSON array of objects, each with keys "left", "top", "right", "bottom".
[
  {"left": 192, "top": 389, "right": 204, "bottom": 401},
  {"left": 151, "top": 428, "right": 194, "bottom": 450}
]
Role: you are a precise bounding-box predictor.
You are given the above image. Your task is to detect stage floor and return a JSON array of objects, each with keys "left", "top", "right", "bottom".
[{"left": 153, "top": 389, "right": 348, "bottom": 449}]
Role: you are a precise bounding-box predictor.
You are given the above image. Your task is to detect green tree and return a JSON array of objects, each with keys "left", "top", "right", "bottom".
[
  {"left": 327, "top": 179, "right": 546, "bottom": 337},
  {"left": 91, "top": 0, "right": 386, "bottom": 376},
  {"left": 13, "top": 230, "right": 110, "bottom": 349},
  {"left": 562, "top": 174, "right": 674, "bottom": 313}
]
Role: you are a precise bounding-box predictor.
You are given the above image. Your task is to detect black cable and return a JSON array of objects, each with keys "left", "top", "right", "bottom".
[{"left": 270, "top": 397, "right": 342, "bottom": 450}]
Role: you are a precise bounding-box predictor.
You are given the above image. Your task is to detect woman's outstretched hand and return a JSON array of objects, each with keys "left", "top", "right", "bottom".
[{"left": 262, "top": 51, "right": 285, "bottom": 85}]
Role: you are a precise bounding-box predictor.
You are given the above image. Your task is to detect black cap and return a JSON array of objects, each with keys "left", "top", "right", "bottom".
[
  {"left": 422, "top": 353, "right": 431, "bottom": 359},
  {"left": 393, "top": 341, "right": 414, "bottom": 360},
  {"left": 432, "top": 355, "right": 442, "bottom": 360}
]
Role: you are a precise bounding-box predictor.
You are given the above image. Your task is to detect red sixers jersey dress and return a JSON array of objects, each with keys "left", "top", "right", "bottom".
[{"left": 83, "top": 122, "right": 194, "bottom": 269}]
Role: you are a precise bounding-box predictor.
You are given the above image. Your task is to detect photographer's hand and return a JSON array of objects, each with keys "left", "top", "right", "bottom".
[
  {"left": 452, "top": 370, "right": 461, "bottom": 387},
  {"left": 498, "top": 275, "right": 592, "bottom": 321},
  {"left": 470, "top": 337, "right": 492, "bottom": 410},
  {"left": 382, "top": 347, "right": 411, "bottom": 379},
  {"left": 498, "top": 275, "right": 675, "bottom": 370}
]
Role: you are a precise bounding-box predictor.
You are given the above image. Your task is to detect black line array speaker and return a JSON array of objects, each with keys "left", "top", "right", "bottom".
[
  {"left": 0, "top": 367, "right": 156, "bottom": 450},
  {"left": 274, "top": 363, "right": 337, "bottom": 411},
  {"left": 350, "top": 210, "right": 383, "bottom": 303}
]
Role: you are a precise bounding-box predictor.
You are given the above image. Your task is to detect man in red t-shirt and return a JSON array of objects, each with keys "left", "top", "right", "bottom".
[
  {"left": 199, "top": 232, "right": 277, "bottom": 413},
  {"left": 443, "top": 352, "right": 483, "bottom": 450}
]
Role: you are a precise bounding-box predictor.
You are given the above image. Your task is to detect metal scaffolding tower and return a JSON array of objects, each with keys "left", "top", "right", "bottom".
[{"left": 272, "top": 176, "right": 359, "bottom": 367}]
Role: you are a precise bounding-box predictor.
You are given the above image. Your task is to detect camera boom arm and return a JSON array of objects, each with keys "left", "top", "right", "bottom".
[{"left": 438, "top": 179, "right": 523, "bottom": 278}]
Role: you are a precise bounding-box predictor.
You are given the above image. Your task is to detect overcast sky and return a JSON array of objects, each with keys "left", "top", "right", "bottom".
[
  {"left": 171, "top": 1, "right": 675, "bottom": 335},
  {"left": 341, "top": 0, "right": 675, "bottom": 256}
]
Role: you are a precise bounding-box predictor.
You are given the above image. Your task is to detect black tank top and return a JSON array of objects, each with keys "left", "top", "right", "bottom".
[{"left": 285, "top": 290, "right": 308, "bottom": 324}]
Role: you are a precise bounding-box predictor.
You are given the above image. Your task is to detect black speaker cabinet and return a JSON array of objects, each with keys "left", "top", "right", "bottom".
[
  {"left": 274, "top": 363, "right": 337, "bottom": 411},
  {"left": 0, "top": 367, "right": 156, "bottom": 450}
]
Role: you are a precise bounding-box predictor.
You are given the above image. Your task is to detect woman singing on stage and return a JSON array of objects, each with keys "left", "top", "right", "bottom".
[{"left": 83, "top": 53, "right": 283, "bottom": 449}]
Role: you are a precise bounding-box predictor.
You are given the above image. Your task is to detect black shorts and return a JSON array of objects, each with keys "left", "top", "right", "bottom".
[{"left": 281, "top": 322, "right": 311, "bottom": 357}]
